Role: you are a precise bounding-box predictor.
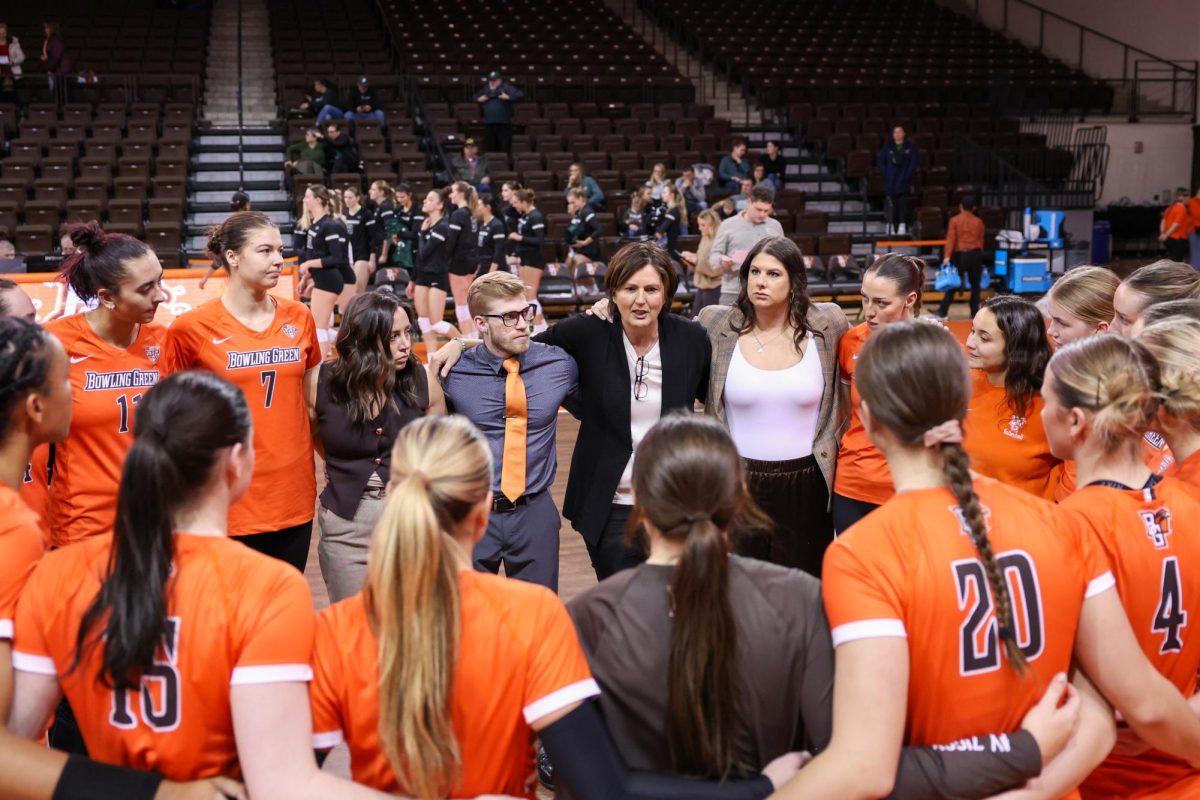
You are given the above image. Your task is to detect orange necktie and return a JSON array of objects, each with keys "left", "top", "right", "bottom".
[{"left": 501, "top": 357, "right": 527, "bottom": 502}]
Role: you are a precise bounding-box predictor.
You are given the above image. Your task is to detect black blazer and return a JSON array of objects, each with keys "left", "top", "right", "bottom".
[{"left": 537, "top": 312, "right": 711, "bottom": 545}]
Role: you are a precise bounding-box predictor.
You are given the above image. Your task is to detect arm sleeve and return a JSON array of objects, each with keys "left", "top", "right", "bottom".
[
  {"left": 889, "top": 731, "right": 1042, "bottom": 800},
  {"left": 524, "top": 215, "right": 546, "bottom": 247},
  {"left": 586, "top": 178, "right": 604, "bottom": 205},
  {"left": 541, "top": 700, "right": 774, "bottom": 800},
  {"left": 308, "top": 611, "right": 346, "bottom": 750},
  {"left": 585, "top": 215, "right": 603, "bottom": 243},
  {"left": 718, "top": 157, "right": 735, "bottom": 182},
  {"left": 161, "top": 320, "right": 196, "bottom": 373},
  {"left": 318, "top": 225, "right": 350, "bottom": 269},
  {"left": 445, "top": 209, "right": 464, "bottom": 256},
  {"left": 420, "top": 228, "right": 446, "bottom": 262},
  {"left": 401, "top": 213, "right": 424, "bottom": 242},
  {"left": 491, "top": 223, "right": 507, "bottom": 264},
  {"left": 11, "top": 561, "right": 55, "bottom": 675},
  {"left": 0, "top": 519, "right": 44, "bottom": 639},
  {"left": 521, "top": 590, "right": 600, "bottom": 724},
  {"left": 821, "top": 535, "right": 908, "bottom": 646},
  {"left": 796, "top": 582, "right": 834, "bottom": 752},
  {"left": 709, "top": 223, "right": 731, "bottom": 267},
  {"left": 229, "top": 568, "right": 315, "bottom": 686},
  {"left": 506, "top": 83, "right": 525, "bottom": 101},
  {"left": 945, "top": 215, "right": 959, "bottom": 258}
]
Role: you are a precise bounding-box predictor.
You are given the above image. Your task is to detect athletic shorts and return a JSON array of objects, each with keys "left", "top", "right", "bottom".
[
  {"left": 516, "top": 248, "right": 546, "bottom": 269},
  {"left": 415, "top": 268, "right": 450, "bottom": 292},
  {"left": 310, "top": 266, "right": 345, "bottom": 294},
  {"left": 449, "top": 258, "right": 477, "bottom": 277},
  {"left": 337, "top": 262, "right": 357, "bottom": 284}
]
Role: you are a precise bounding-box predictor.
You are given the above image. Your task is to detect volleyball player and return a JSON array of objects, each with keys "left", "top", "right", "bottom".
[
  {"left": 1110, "top": 259, "right": 1200, "bottom": 336},
  {"left": 507, "top": 188, "right": 549, "bottom": 331},
  {"left": 831, "top": 253, "right": 924, "bottom": 533},
  {"left": 1044, "top": 335, "right": 1200, "bottom": 798},
  {"left": 1044, "top": 266, "right": 1118, "bottom": 348},
  {"left": 962, "top": 295, "right": 1062, "bottom": 499},
  {"left": 297, "top": 184, "right": 353, "bottom": 355},
  {"left": 342, "top": 186, "right": 372, "bottom": 294},
  {"left": 475, "top": 194, "right": 508, "bottom": 275},
  {"left": 412, "top": 188, "right": 460, "bottom": 349},
  {"left": 163, "top": 212, "right": 321, "bottom": 571},
  {"left": 309, "top": 416, "right": 805, "bottom": 799},
  {"left": 772, "top": 321, "right": 1200, "bottom": 799},
  {"left": 10, "top": 371, "right": 391, "bottom": 799},
  {"left": 46, "top": 222, "right": 169, "bottom": 546},
  {"left": 446, "top": 181, "right": 481, "bottom": 331},
  {"left": 1138, "top": 319, "right": 1200, "bottom": 492}
]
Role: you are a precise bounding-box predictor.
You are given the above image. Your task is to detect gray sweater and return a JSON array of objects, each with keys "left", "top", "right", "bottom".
[{"left": 709, "top": 212, "right": 785, "bottom": 296}]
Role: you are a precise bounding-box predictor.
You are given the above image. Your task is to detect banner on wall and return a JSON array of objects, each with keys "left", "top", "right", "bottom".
[{"left": 3, "top": 268, "right": 300, "bottom": 325}]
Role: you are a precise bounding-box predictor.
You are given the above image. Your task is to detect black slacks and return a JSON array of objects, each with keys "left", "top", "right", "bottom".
[
  {"left": 485, "top": 123, "right": 513, "bottom": 155},
  {"left": 938, "top": 248, "right": 985, "bottom": 317},
  {"left": 238, "top": 520, "right": 314, "bottom": 573},
  {"left": 736, "top": 454, "right": 832, "bottom": 578},
  {"left": 584, "top": 504, "right": 646, "bottom": 581}
]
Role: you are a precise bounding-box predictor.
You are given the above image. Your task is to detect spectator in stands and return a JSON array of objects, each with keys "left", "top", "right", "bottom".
[
  {"left": 450, "top": 138, "right": 490, "bottom": 192},
  {"left": 645, "top": 162, "right": 670, "bottom": 200},
  {"left": 0, "top": 278, "right": 35, "bottom": 321},
  {"left": 718, "top": 136, "right": 751, "bottom": 191},
  {"left": 675, "top": 166, "right": 707, "bottom": 217},
  {"left": 40, "top": 22, "right": 73, "bottom": 89},
  {"left": 303, "top": 77, "right": 343, "bottom": 125},
  {"left": 710, "top": 185, "right": 782, "bottom": 305},
  {"left": 564, "top": 188, "right": 602, "bottom": 269},
  {"left": 230, "top": 191, "right": 251, "bottom": 212},
  {"left": 324, "top": 122, "right": 359, "bottom": 174},
  {"left": 752, "top": 163, "right": 770, "bottom": 188},
  {"left": 759, "top": 140, "right": 786, "bottom": 191},
  {"left": 343, "top": 75, "right": 384, "bottom": 125},
  {"left": 0, "top": 239, "right": 21, "bottom": 271},
  {"left": 284, "top": 127, "right": 326, "bottom": 183},
  {"left": 565, "top": 162, "right": 604, "bottom": 210},
  {"left": 936, "top": 194, "right": 987, "bottom": 319},
  {"left": 682, "top": 209, "right": 724, "bottom": 315},
  {"left": 642, "top": 186, "right": 666, "bottom": 232},
  {"left": 733, "top": 177, "right": 754, "bottom": 212},
  {"left": 1160, "top": 186, "right": 1192, "bottom": 263},
  {"left": 877, "top": 125, "right": 917, "bottom": 235},
  {"left": 0, "top": 23, "right": 27, "bottom": 89},
  {"left": 476, "top": 69, "right": 524, "bottom": 154}
]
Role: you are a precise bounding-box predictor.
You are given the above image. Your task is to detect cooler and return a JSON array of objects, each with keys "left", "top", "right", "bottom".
[{"left": 1008, "top": 256, "right": 1052, "bottom": 293}]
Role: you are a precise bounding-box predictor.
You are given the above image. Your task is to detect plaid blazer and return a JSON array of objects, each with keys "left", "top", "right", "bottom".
[{"left": 697, "top": 302, "right": 849, "bottom": 492}]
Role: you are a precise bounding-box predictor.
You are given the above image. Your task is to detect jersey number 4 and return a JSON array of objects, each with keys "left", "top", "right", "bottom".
[
  {"left": 954, "top": 551, "right": 1045, "bottom": 675},
  {"left": 1153, "top": 556, "right": 1187, "bottom": 654},
  {"left": 110, "top": 617, "right": 182, "bottom": 732}
]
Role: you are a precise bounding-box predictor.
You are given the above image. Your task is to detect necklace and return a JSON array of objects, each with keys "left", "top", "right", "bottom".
[{"left": 751, "top": 326, "right": 787, "bottom": 352}]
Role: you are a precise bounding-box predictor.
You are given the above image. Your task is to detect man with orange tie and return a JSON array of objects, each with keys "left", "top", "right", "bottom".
[{"left": 441, "top": 272, "right": 579, "bottom": 591}]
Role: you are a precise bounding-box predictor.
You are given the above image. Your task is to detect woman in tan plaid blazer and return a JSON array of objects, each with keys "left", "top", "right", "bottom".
[{"left": 698, "top": 236, "right": 848, "bottom": 576}]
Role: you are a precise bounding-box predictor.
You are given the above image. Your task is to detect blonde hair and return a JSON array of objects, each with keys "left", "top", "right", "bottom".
[
  {"left": 1047, "top": 266, "right": 1119, "bottom": 328},
  {"left": 696, "top": 208, "right": 722, "bottom": 239},
  {"left": 366, "top": 416, "right": 493, "bottom": 799},
  {"left": 452, "top": 181, "right": 479, "bottom": 217},
  {"left": 1046, "top": 334, "right": 1161, "bottom": 451},
  {"left": 1123, "top": 260, "right": 1200, "bottom": 316},
  {"left": 1138, "top": 318, "right": 1200, "bottom": 432},
  {"left": 467, "top": 270, "right": 527, "bottom": 317}
]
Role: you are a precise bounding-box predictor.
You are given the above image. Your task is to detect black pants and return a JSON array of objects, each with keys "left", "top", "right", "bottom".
[
  {"left": 48, "top": 699, "right": 88, "bottom": 755},
  {"left": 884, "top": 192, "right": 911, "bottom": 229},
  {"left": 736, "top": 454, "right": 832, "bottom": 578},
  {"left": 485, "top": 123, "right": 513, "bottom": 155},
  {"left": 584, "top": 504, "right": 646, "bottom": 581},
  {"left": 238, "top": 520, "right": 314, "bottom": 573},
  {"left": 831, "top": 492, "right": 880, "bottom": 535},
  {"left": 1166, "top": 237, "right": 1190, "bottom": 263},
  {"left": 937, "top": 248, "right": 985, "bottom": 317}
]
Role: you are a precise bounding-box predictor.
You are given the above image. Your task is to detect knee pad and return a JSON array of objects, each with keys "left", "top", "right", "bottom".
[
  {"left": 455, "top": 304, "right": 472, "bottom": 325},
  {"left": 432, "top": 320, "right": 454, "bottom": 335},
  {"left": 417, "top": 316, "right": 432, "bottom": 333}
]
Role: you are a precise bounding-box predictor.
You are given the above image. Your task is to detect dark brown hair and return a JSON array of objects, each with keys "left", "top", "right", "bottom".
[
  {"left": 630, "top": 413, "right": 770, "bottom": 778},
  {"left": 206, "top": 211, "right": 278, "bottom": 270},
  {"left": 59, "top": 221, "right": 152, "bottom": 303},
  {"left": 329, "top": 291, "right": 419, "bottom": 423},
  {"left": 0, "top": 318, "right": 55, "bottom": 441},
  {"left": 734, "top": 236, "right": 814, "bottom": 350},
  {"left": 982, "top": 295, "right": 1052, "bottom": 419},
  {"left": 865, "top": 252, "right": 924, "bottom": 313},
  {"left": 857, "top": 321, "right": 1027, "bottom": 674},
  {"left": 603, "top": 241, "right": 680, "bottom": 312}
]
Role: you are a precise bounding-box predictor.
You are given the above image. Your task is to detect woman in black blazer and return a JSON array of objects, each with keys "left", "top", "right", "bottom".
[{"left": 433, "top": 241, "right": 710, "bottom": 580}]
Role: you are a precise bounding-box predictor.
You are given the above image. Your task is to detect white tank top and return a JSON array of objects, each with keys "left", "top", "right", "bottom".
[{"left": 724, "top": 332, "right": 824, "bottom": 461}]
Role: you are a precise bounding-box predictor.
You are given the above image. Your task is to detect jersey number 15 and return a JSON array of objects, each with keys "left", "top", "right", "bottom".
[{"left": 110, "top": 617, "right": 182, "bottom": 732}]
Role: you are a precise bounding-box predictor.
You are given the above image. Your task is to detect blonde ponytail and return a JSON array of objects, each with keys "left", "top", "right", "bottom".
[
  {"left": 364, "top": 415, "right": 493, "bottom": 799},
  {"left": 1138, "top": 318, "right": 1200, "bottom": 430}
]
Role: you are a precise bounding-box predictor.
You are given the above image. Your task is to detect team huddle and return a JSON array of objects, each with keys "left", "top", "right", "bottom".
[{"left": 3, "top": 210, "right": 1200, "bottom": 800}]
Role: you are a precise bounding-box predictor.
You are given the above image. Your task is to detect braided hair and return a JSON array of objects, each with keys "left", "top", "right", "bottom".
[{"left": 0, "top": 318, "right": 55, "bottom": 442}]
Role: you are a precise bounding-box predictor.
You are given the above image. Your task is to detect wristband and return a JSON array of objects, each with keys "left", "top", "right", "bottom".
[{"left": 53, "top": 754, "right": 164, "bottom": 800}]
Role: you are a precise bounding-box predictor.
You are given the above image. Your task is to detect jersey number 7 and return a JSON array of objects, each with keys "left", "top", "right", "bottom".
[
  {"left": 954, "top": 551, "right": 1045, "bottom": 675},
  {"left": 110, "top": 617, "right": 182, "bottom": 732}
]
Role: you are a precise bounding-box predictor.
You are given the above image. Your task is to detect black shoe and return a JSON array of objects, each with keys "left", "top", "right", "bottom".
[{"left": 537, "top": 744, "right": 554, "bottom": 791}]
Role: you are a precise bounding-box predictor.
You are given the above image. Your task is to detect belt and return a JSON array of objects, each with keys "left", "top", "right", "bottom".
[{"left": 492, "top": 490, "right": 542, "bottom": 513}]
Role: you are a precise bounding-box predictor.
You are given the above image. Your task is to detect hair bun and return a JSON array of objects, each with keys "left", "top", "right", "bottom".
[{"left": 69, "top": 220, "right": 106, "bottom": 255}]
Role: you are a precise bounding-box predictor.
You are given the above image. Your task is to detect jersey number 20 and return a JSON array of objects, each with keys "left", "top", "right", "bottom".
[
  {"left": 110, "top": 617, "right": 182, "bottom": 732},
  {"left": 954, "top": 551, "right": 1045, "bottom": 675}
]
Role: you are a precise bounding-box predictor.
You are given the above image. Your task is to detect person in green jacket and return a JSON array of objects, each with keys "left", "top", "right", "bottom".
[{"left": 285, "top": 127, "right": 326, "bottom": 184}]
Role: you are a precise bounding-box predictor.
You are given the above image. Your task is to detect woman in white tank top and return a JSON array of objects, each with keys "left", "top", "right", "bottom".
[{"left": 696, "top": 236, "right": 849, "bottom": 577}]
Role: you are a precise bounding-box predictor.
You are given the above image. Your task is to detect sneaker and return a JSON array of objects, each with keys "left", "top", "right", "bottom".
[{"left": 537, "top": 745, "right": 554, "bottom": 791}]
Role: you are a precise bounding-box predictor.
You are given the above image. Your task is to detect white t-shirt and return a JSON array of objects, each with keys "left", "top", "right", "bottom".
[
  {"left": 724, "top": 332, "right": 823, "bottom": 461},
  {"left": 613, "top": 334, "right": 663, "bottom": 505}
]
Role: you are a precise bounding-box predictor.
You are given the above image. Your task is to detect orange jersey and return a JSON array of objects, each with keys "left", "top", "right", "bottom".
[
  {"left": 310, "top": 573, "right": 599, "bottom": 796},
  {"left": 1177, "top": 451, "right": 1200, "bottom": 493},
  {"left": 834, "top": 323, "right": 894, "bottom": 505},
  {"left": 12, "top": 533, "right": 314, "bottom": 779},
  {"left": 46, "top": 316, "right": 169, "bottom": 546},
  {"left": 823, "top": 477, "right": 1112, "bottom": 750},
  {"left": 164, "top": 298, "right": 321, "bottom": 536},
  {"left": 1060, "top": 480, "right": 1200, "bottom": 798},
  {"left": 0, "top": 485, "right": 46, "bottom": 641},
  {"left": 1055, "top": 435, "right": 1173, "bottom": 503},
  {"left": 964, "top": 370, "right": 1061, "bottom": 500},
  {"left": 19, "top": 443, "right": 53, "bottom": 543}
]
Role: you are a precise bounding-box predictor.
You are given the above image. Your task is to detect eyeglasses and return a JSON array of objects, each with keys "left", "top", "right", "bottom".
[
  {"left": 481, "top": 304, "right": 536, "bottom": 328},
  {"left": 634, "top": 356, "right": 648, "bottom": 401}
]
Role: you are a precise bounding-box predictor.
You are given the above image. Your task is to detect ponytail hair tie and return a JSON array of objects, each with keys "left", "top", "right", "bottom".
[
  {"left": 923, "top": 420, "right": 964, "bottom": 449},
  {"left": 685, "top": 512, "right": 711, "bottom": 525},
  {"left": 998, "top": 624, "right": 1016, "bottom": 642}
]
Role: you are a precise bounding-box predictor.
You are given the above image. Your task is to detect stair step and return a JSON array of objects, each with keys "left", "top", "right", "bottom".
[
  {"left": 189, "top": 209, "right": 291, "bottom": 226},
  {"left": 193, "top": 189, "right": 289, "bottom": 203}
]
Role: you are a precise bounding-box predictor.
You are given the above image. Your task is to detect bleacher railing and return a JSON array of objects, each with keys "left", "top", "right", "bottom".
[{"left": 953, "top": 134, "right": 1096, "bottom": 223}]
